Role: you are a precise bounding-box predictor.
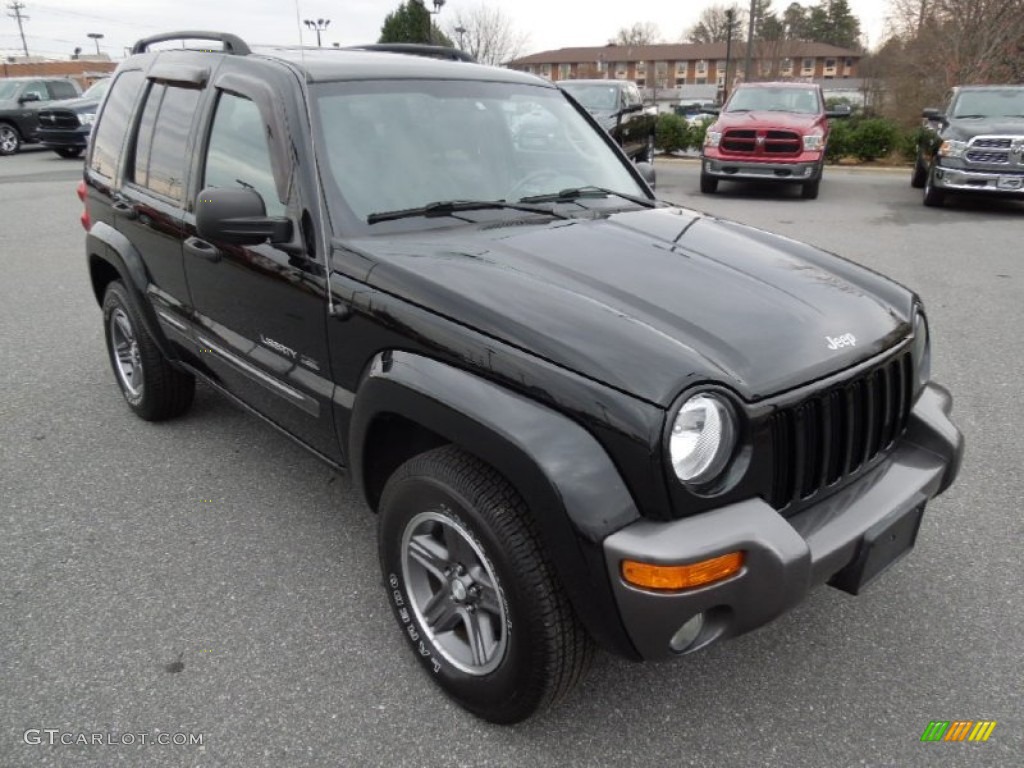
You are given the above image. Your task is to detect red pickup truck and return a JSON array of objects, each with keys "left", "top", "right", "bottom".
[{"left": 701, "top": 82, "right": 847, "bottom": 199}]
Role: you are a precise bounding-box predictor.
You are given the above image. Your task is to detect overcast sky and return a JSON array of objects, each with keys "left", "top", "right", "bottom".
[{"left": 2, "top": 0, "right": 897, "bottom": 61}]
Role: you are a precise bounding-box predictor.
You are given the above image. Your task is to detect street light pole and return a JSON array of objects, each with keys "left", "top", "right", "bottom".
[
  {"left": 303, "top": 18, "right": 330, "bottom": 47},
  {"left": 454, "top": 25, "right": 466, "bottom": 51},
  {"left": 743, "top": 0, "right": 755, "bottom": 82},
  {"left": 87, "top": 32, "right": 104, "bottom": 56},
  {"left": 425, "top": 0, "right": 445, "bottom": 45}
]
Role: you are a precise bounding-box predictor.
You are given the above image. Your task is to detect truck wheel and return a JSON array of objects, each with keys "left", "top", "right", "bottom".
[
  {"left": 639, "top": 133, "right": 655, "bottom": 164},
  {"left": 55, "top": 147, "right": 83, "bottom": 159},
  {"left": 801, "top": 178, "right": 821, "bottom": 200},
  {"left": 923, "top": 165, "right": 946, "bottom": 208},
  {"left": 378, "top": 445, "right": 593, "bottom": 724},
  {"left": 700, "top": 172, "right": 718, "bottom": 194},
  {"left": 0, "top": 123, "right": 21, "bottom": 156},
  {"left": 910, "top": 153, "right": 927, "bottom": 188},
  {"left": 102, "top": 281, "right": 195, "bottom": 421}
]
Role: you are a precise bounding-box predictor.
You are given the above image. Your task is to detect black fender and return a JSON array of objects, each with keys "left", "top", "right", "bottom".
[
  {"left": 350, "top": 350, "right": 643, "bottom": 659},
  {"left": 86, "top": 221, "right": 180, "bottom": 363}
]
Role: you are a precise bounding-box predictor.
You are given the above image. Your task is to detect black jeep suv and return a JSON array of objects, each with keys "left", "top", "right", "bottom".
[
  {"left": 913, "top": 85, "right": 1024, "bottom": 207},
  {"left": 82, "top": 31, "right": 963, "bottom": 724}
]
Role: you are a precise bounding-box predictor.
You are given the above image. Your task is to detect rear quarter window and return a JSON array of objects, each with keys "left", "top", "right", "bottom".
[
  {"left": 89, "top": 70, "right": 145, "bottom": 180},
  {"left": 48, "top": 80, "right": 79, "bottom": 100}
]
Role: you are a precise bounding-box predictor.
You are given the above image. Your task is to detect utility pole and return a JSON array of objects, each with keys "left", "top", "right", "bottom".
[
  {"left": 723, "top": 8, "right": 735, "bottom": 103},
  {"left": 7, "top": 1, "right": 30, "bottom": 58},
  {"left": 743, "top": 0, "right": 756, "bottom": 82}
]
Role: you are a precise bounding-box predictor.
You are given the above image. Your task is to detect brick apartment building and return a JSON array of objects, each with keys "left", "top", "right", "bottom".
[
  {"left": 1, "top": 58, "right": 117, "bottom": 88},
  {"left": 509, "top": 41, "right": 861, "bottom": 92}
]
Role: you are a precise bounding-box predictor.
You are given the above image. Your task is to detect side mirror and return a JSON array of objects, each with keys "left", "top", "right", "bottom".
[
  {"left": 922, "top": 107, "right": 944, "bottom": 121},
  {"left": 825, "top": 107, "right": 851, "bottom": 119},
  {"left": 704, "top": 107, "right": 720, "bottom": 115},
  {"left": 621, "top": 103, "right": 643, "bottom": 114},
  {"left": 636, "top": 161, "right": 656, "bottom": 190},
  {"left": 195, "top": 187, "right": 292, "bottom": 246},
  {"left": 19, "top": 93, "right": 41, "bottom": 104}
]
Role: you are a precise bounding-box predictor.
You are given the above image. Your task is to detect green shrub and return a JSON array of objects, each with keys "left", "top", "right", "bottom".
[
  {"left": 898, "top": 126, "right": 929, "bottom": 161},
  {"left": 825, "top": 119, "right": 853, "bottom": 164},
  {"left": 688, "top": 117, "right": 713, "bottom": 152},
  {"left": 848, "top": 118, "right": 901, "bottom": 161},
  {"left": 655, "top": 113, "right": 689, "bottom": 153}
]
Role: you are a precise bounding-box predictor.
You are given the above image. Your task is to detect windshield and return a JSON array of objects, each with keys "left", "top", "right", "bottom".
[
  {"left": 0, "top": 80, "right": 22, "bottom": 101},
  {"left": 726, "top": 87, "right": 820, "bottom": 114},
  {"left": 312, "top": 79, "right": 646, "bottom": 228},
  {"left": 82, "top": 79, "right": 110, "bottom": 101},
  {"left": 559, "top": 83, "right": 619, "bottom": 111},
  {"left": 952, "top": 89, "right": 1024, "bottom": 118}
]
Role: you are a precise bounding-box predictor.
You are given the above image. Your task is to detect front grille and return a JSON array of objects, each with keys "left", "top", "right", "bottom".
[
  {"left": 768, "top": 350, "right": 914, "bottom": 511},
  {"left": 37, "top": 109, "right": 79, "bottom": 129},
  {"left": 966, "top": 150, "right": 1009, "bottom": 164},
  {"left": 721, "top": 129, "right": 801, "bottom": 156},
  {"left": 972, "top": 138, "right": 1011, "bottom": 149}
]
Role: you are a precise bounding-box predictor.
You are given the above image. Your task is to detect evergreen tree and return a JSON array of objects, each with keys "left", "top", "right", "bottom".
[{"left": 379, "top": 1, "right": 453, "bottom": 46}]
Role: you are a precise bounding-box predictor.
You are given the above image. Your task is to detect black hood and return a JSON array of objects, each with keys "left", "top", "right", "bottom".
[
  {"left": 345, "top": 207, "right": 914, "bottom": 406},
  {"left": 944, "top": 116, "right": 1024, "bottom": 140}
]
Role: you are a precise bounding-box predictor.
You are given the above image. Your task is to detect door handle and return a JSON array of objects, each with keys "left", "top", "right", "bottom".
[
  {"left": 184, "top": 236, "right": 222, "bottom": 263},
  {"left": 111, "top": 200, "right": 138, "bottom": 220}
]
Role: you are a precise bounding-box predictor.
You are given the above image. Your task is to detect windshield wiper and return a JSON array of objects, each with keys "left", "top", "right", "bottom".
[
  {"left": 518, "top": 186, "right": 657, "bottom": 208},
  {"left": 954, "top": 114, "right": 987, "bottom": 119},
  {"left": 367, "top": 199, "right": 568, "bottom": 225}
]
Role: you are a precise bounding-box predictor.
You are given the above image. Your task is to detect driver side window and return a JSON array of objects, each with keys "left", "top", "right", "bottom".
[{"left": 22, "top": 81, "right": 48, "bottom": 101}]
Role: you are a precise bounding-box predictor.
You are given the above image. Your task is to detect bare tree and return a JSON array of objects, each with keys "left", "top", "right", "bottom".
[
  {"left": 446, "top": 2, "right": 529, "bottom": 66},
  {"left": 685, "top": 4, "right": 746, "bottom": 43},
  {"left": 612, "top": 22, "right": 662, "bottom": 46}
]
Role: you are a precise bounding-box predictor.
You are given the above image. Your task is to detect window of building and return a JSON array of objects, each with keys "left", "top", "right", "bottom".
[
  {"left": 89, "top": 70, "right": 145, "bottom": 179},
  {"left": 802, "top": 57, "right": 814, "bottom": 71},
  {"left": 131, "top": 83, "right": 199, "bottom": 203},
  {"left": 695, "top": 77, "right": 706, "bottom": 85},
  {"left": 845, "top": 57, "right": 854, "bottom": 69},
  {"left": 676, "top": 61, "right": 687, "bottom": 75},
  {"left": 558, "top": 63, "right": 571, "bottom": 79},
  {"left": 636, "top": 61, "right": 646, "bottom": 74},
  {"left": 696, "top": 59, "right": 707, "bottom": 74},
  {"left": 615, "top": 62, "right": 627, "bottom": 79},
  {"left": 825, "top": 58, "right": 836, "bottom": 70},
  {"left": 204, "top": 92, "right": 283, "bottom": 217},
  {"left": 781, "top": 58, "right": 793, "bottom": 72}
]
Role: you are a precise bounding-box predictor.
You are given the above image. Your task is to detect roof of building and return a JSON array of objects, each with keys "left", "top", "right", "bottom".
[{"left": 511, "top": 41, "right": 861, "bottom": 66}]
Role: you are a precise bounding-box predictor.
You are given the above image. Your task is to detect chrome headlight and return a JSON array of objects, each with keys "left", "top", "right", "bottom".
[
  {"left": 938, "top": 139, "right": 968, "bottom": 158},
  {"left": 704, "top": 130, "right": 722, "bottom": 149},
  {"left": 802, "top": 133, "right": 824, "bottom": 151},
  {"left": 669, "top": 393, "right": 736, "bottom": 485},
  {"left": 78, "top": 112, "right": 96, "bottom": 126},
  {"left": 913, "top": 312, "right": 931, "bottom": 392}
]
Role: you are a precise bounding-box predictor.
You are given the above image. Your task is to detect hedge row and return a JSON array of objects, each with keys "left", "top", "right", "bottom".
[{"left": 655, "top": 112, "right": 926, "bottom": 163}]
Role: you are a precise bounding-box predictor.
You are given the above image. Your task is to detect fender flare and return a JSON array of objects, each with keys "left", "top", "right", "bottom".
[
  {"left": 86, "top": 221, "right": 179, "bottom": 363},
  {"left": 350, "top": 350, "right": 643, "bottom": 659}
]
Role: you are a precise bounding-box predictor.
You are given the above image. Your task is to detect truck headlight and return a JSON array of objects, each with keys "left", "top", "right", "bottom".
[
  {"left": 78, "top": 112, "right": 96, "bottom": 126},
  {"left": 913, "top": 312, "right": 930, "bottom": 392},
  {"left": 704, "top": 130, "right": 722, "bottom": 149},
  {"left": 669, "top": 393, "right": 736, "bottom": 485},
  {"left": 938, "top": 140, "right": 967, "bottom": 158},
  {"left": 802, "top": 133, "right": 824, "bottom": 151}
]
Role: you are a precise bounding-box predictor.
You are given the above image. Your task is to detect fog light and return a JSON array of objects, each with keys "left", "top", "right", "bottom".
[
  {"left": 622, "top": 551, "right": 744, "bottom": 591},
  {"left": 669, "top": 613, "right": 704, "bottom": 652}
]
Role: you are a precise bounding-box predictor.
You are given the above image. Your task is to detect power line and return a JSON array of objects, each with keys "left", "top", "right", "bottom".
[{"left": 6, "top": 1, "right": 30, "bottom": 57}]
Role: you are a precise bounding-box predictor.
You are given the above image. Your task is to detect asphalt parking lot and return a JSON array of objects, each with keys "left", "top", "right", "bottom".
[{"left": 1, "top": 147, "right": 1022, "bottom": 768}]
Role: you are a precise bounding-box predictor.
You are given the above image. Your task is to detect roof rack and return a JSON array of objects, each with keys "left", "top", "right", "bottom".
[
  {"left": 131, "top": 31, "right": 251, "bottom": 56},
  {"left": 346, "top": 43, "right": 475, "bottom": 63}
]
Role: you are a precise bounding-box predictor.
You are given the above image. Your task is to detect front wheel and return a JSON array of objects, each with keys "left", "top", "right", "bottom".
[
  {"left": 378, "top": 446, "right": 593, "bottom": 724},
  {"left": 638, "top": 133, "right": 655, "bottom": 164},
  {"left": 700, "top": 172, "right": 719, "bottom": 194},
  {"left": 801, "top": 178, "right": 821, "bottom": 199},
  {"left": 0, "top": 123, "right": 21, "bottom": 156},
  {"left": 923, "top": 164, "right": 946, "bottom": 207},
  {"left": 910, "top": 152, "right": 927, "bottom": 188}
]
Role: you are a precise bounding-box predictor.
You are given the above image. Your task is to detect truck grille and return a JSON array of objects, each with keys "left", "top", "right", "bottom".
[
  {"left": 965, "top": 150, "right": 1009, "bottom": 164},
  {"left": 768, "top": 350, "right": 914, "bottom": 511},
  {"left": 721, "top": 129, "right": 802, "bottom": 156},
  {"left": 965, "top": 135, "right": 1023, "bottom": 167},
  {"left": 37, "top": 109, "right": 80, "bottom": 129}
]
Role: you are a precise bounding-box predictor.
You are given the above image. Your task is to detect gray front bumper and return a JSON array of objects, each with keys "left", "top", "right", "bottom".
[
  {"left": 603, "top": 382, "right": 963, "bottom": 661},
  {"left": 703, "top": 157, "right": 821, "bottom": 181},
  {"left": 933, "top": 164, "right": 1024, "bottom": 194}
]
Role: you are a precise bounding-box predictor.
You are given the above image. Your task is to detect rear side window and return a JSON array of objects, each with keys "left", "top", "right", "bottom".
[
  {"left": 48, "top": 80, "right": 78, "bottom": 100},
  {"left": 90, "top": 70, "right": 145, "bottom": 179},
  {"left": 131, "top": 84, "right": 200, "bottom": 203},
  {"left": 21, "top": 81, "right": 48, "bottom": 100},
  {"left": 203, "top": 92, "right": 283, "bottom": 216}
]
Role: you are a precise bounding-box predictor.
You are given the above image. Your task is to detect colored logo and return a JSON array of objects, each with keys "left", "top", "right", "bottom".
[{"left": 920, "top": 721, "right": 997, "bottom": 742}]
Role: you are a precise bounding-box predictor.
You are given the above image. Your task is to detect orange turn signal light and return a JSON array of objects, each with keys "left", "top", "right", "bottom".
[{"left": 622, "top": 551, "right": 744, "bottom": 591}]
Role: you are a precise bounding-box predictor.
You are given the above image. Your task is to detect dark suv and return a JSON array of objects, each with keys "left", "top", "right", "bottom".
[
  {"left": 913, "top": 85, "right": 1024, "bottom": 207},
  {"left": 36, "top": 77, "right": 110, "bottom": 158},
  {"left": 0, "top": 76, "right": 81, "bottom": 155},
  {"left": 82, "top": 32, "right": 963, "bottom": 724}
]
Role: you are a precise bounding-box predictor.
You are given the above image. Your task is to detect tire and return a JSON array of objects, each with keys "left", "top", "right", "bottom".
[
  {"left": 378, "top": 445, "right": 593, "bottom": 724},
  {"left": 55, "top": 147, "right": 83, "bottom": 159},
  {"left": 923, "top": 164, "right": 946, "bottom": 208},
  {"left": 638, "top": 133, "right": 655, "bottom": 164},
  {"left": 101, "top": 281, "right": 195, "bottom": 421},
  {"left": 801, "top": 178, "right": 821, "bottom": 200},
  {"left": 700, "top": 172, "right": 719, "bottom": 194},
  {"left": 910, "top": 152, "right": 927, "bottom": 188},
  {"left": 0, "top": 123, "right": 21, "bottom": 156}
]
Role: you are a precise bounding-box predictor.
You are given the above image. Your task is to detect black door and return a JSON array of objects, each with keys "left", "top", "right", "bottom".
[{"left": 182, "top": 85, "right": 339, "bottom": 462}]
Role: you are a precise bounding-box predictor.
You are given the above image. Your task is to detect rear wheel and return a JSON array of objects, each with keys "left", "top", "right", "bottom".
[
  {"left": 0, "top": 123, "right": 21, "bottom": 156},
  {"left": 923, "top": 164, "right": 946, "bottom": 207},
  {"left": 55, "top": 147, "right": 83, "bottom": 159},
  {"left": 102, "top": 281, "right": 195, "bottom": 421},
  {"left": 378, "top": 446, "right": 593, "bottom": 724},
  {"left": 700, "top": 172, "right": 719, "bottom": 194}
]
